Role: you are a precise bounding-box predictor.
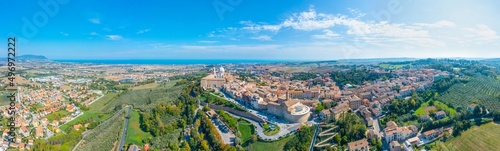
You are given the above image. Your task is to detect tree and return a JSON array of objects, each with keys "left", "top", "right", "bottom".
[
  {"left": 376, "top": 138, "right": 382, "bottom": 150},
  {"left": 474, "top": 106, "right": 482, "bottom": 116},
  {"left": 200, "top": 140, "right": 210, "bottom": 151},
  {"left": 202, "top": 105, "right": 210, "bottom": 112},
  {"left": 251, "top": 134, "right": 258, "bottom": 143},
  {"left": 179, "top": 141, "right": 191, "bottom": 151},
  {"left": 493, "top": 110, "right": 500, "bottom": 121},
  {"left": 334, "top": 134, "right": 342, "bottom": 145},
  {"left": 316, "top": 103, "right": 325, "bottom": 112}
]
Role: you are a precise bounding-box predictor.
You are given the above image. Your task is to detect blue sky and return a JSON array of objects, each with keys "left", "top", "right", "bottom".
[{"left": 1, "top": 0, "right": 500, "bottom": 60}]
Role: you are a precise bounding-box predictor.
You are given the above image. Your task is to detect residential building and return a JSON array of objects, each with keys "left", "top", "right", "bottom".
[{"left": 347, "top": 139, "right": 370, "bottom": 151}]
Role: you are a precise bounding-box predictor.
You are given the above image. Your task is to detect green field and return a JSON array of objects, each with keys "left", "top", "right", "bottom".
[
  {"left": 0, "top": 93, "right": 9, "bottom": 106},
  {"left": 251, "top": 135, "right": 295, "bottom": 151},
  {"left": 238, "top": 120, "right": 255, "bottom": 147},
  {"left": 125, "top": 109, "right": 153, "bottom": 146},
  {"left": 60, "top": 92, "right": 119, "bottom": 131},
  {"left": 46, "top": 110, "right": 72, "bottom": 121},
  {"left": 444, "top": 122, "right": 500, "bottom": 151},
  {"left": 415, "top": 101, "right": 457, "bottom": 117},
  {"left": 131, "top": 83, "right": 159, "bottom": 90}
]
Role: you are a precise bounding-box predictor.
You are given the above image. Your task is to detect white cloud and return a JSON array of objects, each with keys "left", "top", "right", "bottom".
[
  {"left": 89, "top": 32, "right": 99, "bottom": 36},
  {"left": 106, "top": 35, "right": 123, "bottom": 40},
  {"left": 136, "top": 29, "right": 151, "bottom": 34},
  {"left": 250, "top": 35, "right": 272, "bottom": 41},
  {"left": 465, "top": 24, "right": 499, "bottom": 42},
  {"left": 312, "top": 29, "right": 340, "bottom": 40},
  {"left": 89, "top": 18, "right": 101, "bottom": 24},
  {"left": 415, "top": 20, "right": 456, "bottom": 28},
  {"left": 60, "top": 32, "right": 69, "bottom": 36},
  {"left": 198, "top": 40, "right": 218, "bottom": 44}
]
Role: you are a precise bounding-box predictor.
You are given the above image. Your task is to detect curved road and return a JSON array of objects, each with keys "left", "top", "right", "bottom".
[{"left": 225, "top": 112, "right": 301, "bottom": 140}]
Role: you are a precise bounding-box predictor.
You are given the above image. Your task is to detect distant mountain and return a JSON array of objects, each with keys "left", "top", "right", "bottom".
[
  {"left": 479, "top": 58, "right": 500, "bottom": 65},
  {"left": 1, "top": 54, "right": 51, "bottom": 63}
]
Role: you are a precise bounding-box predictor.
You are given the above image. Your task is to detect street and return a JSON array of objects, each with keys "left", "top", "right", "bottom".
[{"left": 118, "top": 106, "right": 132, "bottom": 151}]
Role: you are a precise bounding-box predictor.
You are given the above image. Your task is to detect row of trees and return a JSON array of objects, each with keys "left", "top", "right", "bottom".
[{"left": 330, "top": 68, "right": 395, "bottom": 86}]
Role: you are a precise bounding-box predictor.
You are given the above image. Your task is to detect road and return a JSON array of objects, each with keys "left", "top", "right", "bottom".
[
  {"left": 118, "top": 106, "right": 132, "bottom": 151},
  {"left": 309, "top": 124, "right": 320, "bottom": 151}
]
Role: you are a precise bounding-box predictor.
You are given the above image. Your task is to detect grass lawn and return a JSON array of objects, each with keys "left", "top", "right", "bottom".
[
  {"left": 238, "top": 120, "right": 255, "bottom": 146},
  {"left": 263, "top": 123, "right": 280, "bottom": 136},
  {"left": 251, "top": 135, "right": 295, "bottom": 151},
  {"left": 415, "top": 101, "right": 457, "bottom": 117},
  {"left": 0, "top": 93, "right": 10, "bottom": 106},
  {"left": 444, "top": 122, "right": 500, "bottom": 151},
  {"left": 45, "top": 110, "right": 71, "bottom": 121},
  {"left": 59, "top": 93, "right": 118, "bottom": 131},
  {"left": 125, "top": 109, "right": 152, "bottom": 146},
  {"left": 131, "top": 83, "right": 159, "bottom": 90}
]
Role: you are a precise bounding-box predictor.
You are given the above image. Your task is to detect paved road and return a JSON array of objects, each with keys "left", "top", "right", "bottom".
[
  {"left": 118, "top": 106, "right": 132, "bottom": 151},
  {"left": 373, "top": 118, "right": 382, "bottom": 138},
  {"left": 309, "top": 124, "right": 320, "bottom": 151}
]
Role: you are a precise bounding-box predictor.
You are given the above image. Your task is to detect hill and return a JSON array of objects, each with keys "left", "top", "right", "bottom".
[{"left": 0, "top": 54, "right": 51, "bottom": 63}]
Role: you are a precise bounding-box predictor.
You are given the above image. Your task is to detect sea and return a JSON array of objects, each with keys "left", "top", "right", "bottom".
[{"left": 53, "top": 59, "right": 297, "bottom": 65}]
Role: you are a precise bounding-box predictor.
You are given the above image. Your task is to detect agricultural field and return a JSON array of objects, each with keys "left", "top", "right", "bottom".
[
  {"left": 415, "top": 101, "right": 457, "bottom": 117},
  {"left": 125, "top": 109, "right": 152, "bottom": 146},
  {"left": 102, "top": 80, "right": 184, "bottom": 113},
  {"left": 113, "top": 84, "right": 134, "bottom": 90},
  {"left": 437, "top": 75, "right": 500, "bottom": 111},
  {"left": 444, "top": 122, "right": 500, "bottom": 151},
  {"left": 131, "top": 83, "right": 159, "bottom": 90},
  {"left": 75, "top": 109, "right": 126, "bottom": 151}
]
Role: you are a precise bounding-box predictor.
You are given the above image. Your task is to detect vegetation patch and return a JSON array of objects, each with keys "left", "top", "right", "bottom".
[
  {"left": 415, "top": 100, "right": 457, "bottom": 117},
  {"left": 444, "top": 122, "right": 500, "bottom": 151},
  {"left": 46, "top": 110, "right": 72, "bottom": 121},
  {"left": 125, "top": 109, "right": 153, "bottom": 146},
  {"left": 251, "top": 135, "right": 295, "bottom": 151}
]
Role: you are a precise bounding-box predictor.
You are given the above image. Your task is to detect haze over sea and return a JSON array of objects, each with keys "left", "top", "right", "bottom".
[{"left": 53, "top": 59, "right": 295, "bottom": 65}]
